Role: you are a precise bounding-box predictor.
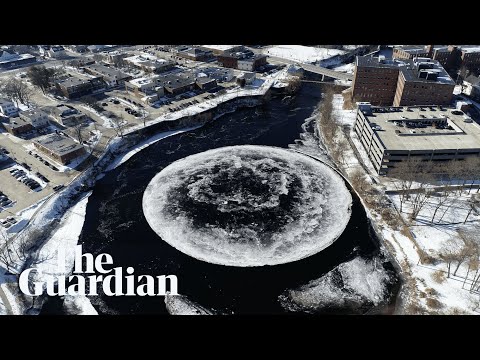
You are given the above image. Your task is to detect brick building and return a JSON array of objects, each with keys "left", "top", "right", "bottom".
[
  {"left": 33, "top": 133, "right": 86, "bottom": 165},
  {"left": 352, "top": 56, "right": 454, "bottom": 107}
]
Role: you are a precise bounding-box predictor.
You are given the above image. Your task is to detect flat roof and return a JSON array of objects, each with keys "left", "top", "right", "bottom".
[
  {"left": 56, "top": 76, "right": 92, "bottom": 87},
  {"left": 360, "top": 106, "right": 480, "bottom": 151},
  {"left": 34, "top": 133, "right": 84, "bottom": 155},
  {"left": 202, "top": 45, "right": 241, "bottom": 51},
  {"left": 400, "top": 58, "right": 454, "bottom": 85},
  {"left": 356, "top": 56, "right": 454, "bottom": 85},
  {"left": 83, "top": 63, "right": 130, "bottom": 80},
  {"left": 4, "top": 117, "right": 31, "bottom": 129},
  {"left": 356, "top": 56, "right": 407, "bottom": 69}
]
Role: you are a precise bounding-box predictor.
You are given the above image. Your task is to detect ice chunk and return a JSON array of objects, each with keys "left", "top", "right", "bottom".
[
  {"left": 279, "top": 257, "right": 391, "bottom": 313},
  {"left": 143, "top": 145, "right": 352, "bottom": 267}
]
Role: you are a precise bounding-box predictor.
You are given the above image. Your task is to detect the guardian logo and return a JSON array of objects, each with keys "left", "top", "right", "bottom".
[{"left": 19, "top": 245, "right": 178, "bottom": 296}]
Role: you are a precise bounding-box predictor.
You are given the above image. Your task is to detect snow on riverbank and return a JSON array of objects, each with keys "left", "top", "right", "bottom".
[
  {"left": 329, "top": 93, "right": 480, "bottom": 314},
  {"left": 124, "top": 71, "right": 281, "bottom": 135},
  {"left": 106, "top": 126, "right": 202, "bottom": 171},
  {"left": 265, "top": 45, "right": 345, "bottom": 63},
  {"left": 33, "top": 191, "right": 91, "bottom": 280}
]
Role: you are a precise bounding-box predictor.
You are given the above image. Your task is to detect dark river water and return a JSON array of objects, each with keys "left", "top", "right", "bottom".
[{"left": 41, "top": 83, "right": 399, "bottom": 315}]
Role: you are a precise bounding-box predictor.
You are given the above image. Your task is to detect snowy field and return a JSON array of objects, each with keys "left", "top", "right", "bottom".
[
  {"left": 330, "top": 93, "right": 480, "bottom": 314},
  {"left": 332, "top": 63, "right": 355, "bottom": 74},
  {"left": 264, "top": 45, "right": 345, "bottom": 63}
]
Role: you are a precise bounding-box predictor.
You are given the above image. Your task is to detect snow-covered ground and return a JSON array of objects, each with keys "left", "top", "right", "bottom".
[
  {"left": 264, "top": 45, "right": 345, "bottom": 63},
  {"left": 33, "top": 191, "right": 91, "bottom": 281},
  {"left": 124, "top": 69, "right": 285, "bottom": 135},
  {"left": 330, "top": 94, "right": 480, "bottom": 314},
  {"left": 332, "top": 63, "right": 355, "bottom": 74}
]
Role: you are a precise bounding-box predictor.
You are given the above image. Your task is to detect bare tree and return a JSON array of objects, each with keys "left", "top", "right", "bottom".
[
  {"left": 0, "top": 231, "right": 16, "bottom": 273},
  {"left": 438, "top": 239, "right": 463, "bottom": 278},
  {"left": 431, "top": 185, "right": 454, "bottom": 223},
  {"left": 0, "top": 78, "right": 33, "bottom": 106},
  {"left": 27, "top": 65, "right": 59, "bottom": 94},
  {"left": 111, "top": 114, "right": 126, "bottom": 138},
  {"left": 454, "top": 230, "right": 479, "bottom": 276},
  {"left": 464, "top": 195, "right": 480, "bottom": 224}
]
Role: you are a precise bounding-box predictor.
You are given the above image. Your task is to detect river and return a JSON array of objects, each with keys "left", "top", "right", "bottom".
[{"left": 41, "top": 83, "right": 399, "bottom": 315}]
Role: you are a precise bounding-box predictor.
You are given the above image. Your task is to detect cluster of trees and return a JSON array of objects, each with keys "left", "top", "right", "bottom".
[
  {"left": 390, "top": 157, "right": 480, "bottom": 222},
  {"left": 27, "top": 65, "right": 64, "bottom": 94},
  {"left": 0, "top": 229, "right": 49, "bottom": 274},
  {"left": 437, "top": 229, "right": 480, "bottom": 293},
  {"left": 0, "top": 78, "right": 32, "bottom": 106},
  {"left": 317, "top": 85, "right": 349, "bottom": 168}
]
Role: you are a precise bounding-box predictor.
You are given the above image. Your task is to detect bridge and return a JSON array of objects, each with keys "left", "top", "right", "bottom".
[{"left": 266, "top": 55, "right": 354, "bottom": 81}]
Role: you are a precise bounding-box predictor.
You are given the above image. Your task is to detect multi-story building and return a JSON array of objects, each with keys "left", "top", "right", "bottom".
[
  {"left": 353, "top": 102, "right": 480, "bottom": 175},
  {"left": 33, "top": 133, "right": 86, "bottom": 165},
  {"left": 50, "top": 104, "right": 88, "bottom": 127},
  {"left": 201, "top": 45, "right": 245, "bottom": 56},
  {"left": 55, "top": 76, "right": 105, "bottom": 99},
  {"left": 2, "top": 117, "right": 34, "bottom": 136},
  {"left": 19, "top": 109, "right": 50, "bottom": 128},
  {"left": 352, "top": 56, "right": 455, "bottom": 107},
  {"left": 393, "top": 58, "right": 455, "bottom": 106},
  {"left": 352, "top": 56, "right": 404, "bottom": 106},
  {"left": 392, "top": 46, "right": 429, "bottom": 60},
  {"left": 462, "top": 75, "right": 480, "bottom": 102},
  {"left": 0, "top": 51, "right": 36, "bottom": 70},
  {"left": 82, "top": 64, "right": 132, "bottom": 88},
  {"left": 0, "top": 98, "right": 18, "bottom": 117},
  {"left": 177, "top": 47, "right": 213, "bottom": 62},
  {"left": 124, "top": 54, "right": 175, "bottom": 74},
  {"left": 237, "top": 54, "right": 267, "bottom": 71},
  {"left": 124, "top": 77, "right": 165, "bottom": 105},
  {"left": 460, "top": 46, "right": 480, "bottom": 75}
]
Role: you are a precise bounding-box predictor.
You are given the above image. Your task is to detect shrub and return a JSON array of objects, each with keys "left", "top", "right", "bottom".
[
  {"left": 426, "top": 298, "right": 443, "bottom": 309},
  {"left": 425, "top": 288, "right": 438, "bottom": 297},
  {"left": 431, "top": 270, "right": 446, "bottom": 284}
]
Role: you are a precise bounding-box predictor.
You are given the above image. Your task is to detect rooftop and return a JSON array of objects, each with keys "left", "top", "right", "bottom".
[
  {"left": 400, "top": 58, "right": 455, "bottom": 85},
  {"left": 359, "top": 105, "right": 480, "bottom": 151},
  {"left": 0, "top": 98, "right": 14, "bottom": 106},
  {"left": 202, "top": 45, "right": 242, "bottom": 52},
  {"left": 4, "top": 117, "right": 31, "bottom": 129},
  {"left": 83, "top": 63, "right": 130, "bottom": 80},
  {"left": 128, "top": 76, "right": 157, "bottom": 87},
  {"left": 20, "top": 108, "right": 48, "bottom": 118},
  {"left": 356, "top": 56, "right": 454, "bottom": 84},
  {"left": 34, "top": 133, "right": 84, "bottom": 156},
  {"left": 56, "top": 76, "right": 92, "bottom": 87}
]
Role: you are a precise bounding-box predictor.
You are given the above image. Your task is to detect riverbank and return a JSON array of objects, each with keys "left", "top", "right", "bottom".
[{"left": 0, "top": 85, "right": 275, "bottom": 315}]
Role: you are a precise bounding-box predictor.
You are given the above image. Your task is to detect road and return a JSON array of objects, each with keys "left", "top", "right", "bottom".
[{"left": 266, "top": 54, "right": 353, "bottom": 81}]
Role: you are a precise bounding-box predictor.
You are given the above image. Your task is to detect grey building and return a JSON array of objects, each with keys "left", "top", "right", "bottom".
[
  {"left": 354, "top": 102, "right": 480, "bottom": 175},
  {"left": 51, "top": 104, "right": 88, "bottom": 127}
]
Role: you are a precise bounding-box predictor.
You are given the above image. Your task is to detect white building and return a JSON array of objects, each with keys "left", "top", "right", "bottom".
[
  {"left": 48, "top": 46, "right": 66, "bottom": 58},
  {"left": 19, "top": 109, "right": 50, "bottom": 128},
  {"left": 0, "top": 98, "right": 19, "bottom": 117}
]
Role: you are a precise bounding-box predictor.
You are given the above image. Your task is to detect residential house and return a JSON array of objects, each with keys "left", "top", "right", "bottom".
[
  {"left": 0, "top": 98, "right": 19, "bottom": 117},
  {"left": 19, "top": 109, "right": 50, "bottom": 129},
  {"left": 50, "top": 104, "right": 88, "bottom": 127},
  {"left": 2, "top": 117, "right": 34, "bottom": 136}
]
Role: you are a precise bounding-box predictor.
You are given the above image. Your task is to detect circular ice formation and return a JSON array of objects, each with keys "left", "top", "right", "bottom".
[{"left": 142, "top": 145, "right": 352, "bottom": 267}]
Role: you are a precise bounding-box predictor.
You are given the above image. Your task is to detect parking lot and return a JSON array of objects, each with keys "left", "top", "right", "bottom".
[{"left": 0, "top": 132, "right": 79, "bottom": 220}]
